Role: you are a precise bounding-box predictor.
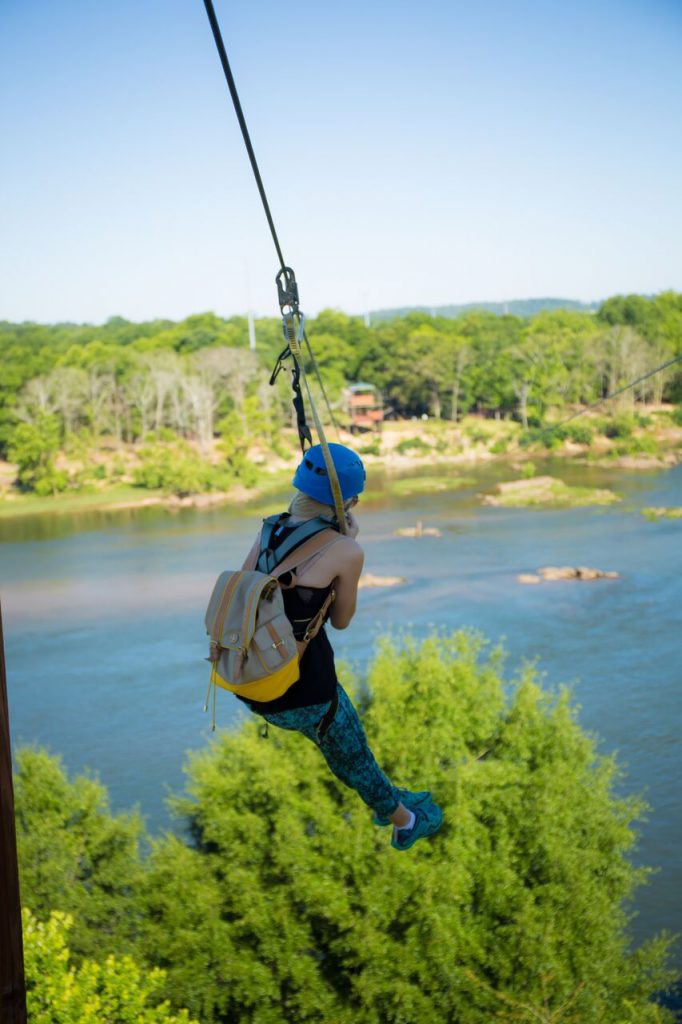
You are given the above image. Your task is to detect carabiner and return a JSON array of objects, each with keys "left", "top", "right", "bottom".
[{"left": 276, "top": 266, "right": 299, "bottom": 315}]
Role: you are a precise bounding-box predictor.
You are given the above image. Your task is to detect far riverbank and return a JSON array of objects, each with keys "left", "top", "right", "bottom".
[{"left": 1, "top": 412, "right": 680, "bottom": 522}]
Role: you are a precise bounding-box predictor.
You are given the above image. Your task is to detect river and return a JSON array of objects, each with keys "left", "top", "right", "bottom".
[{"left": 1, "top": 459, "right": 680, "bottom": 963}]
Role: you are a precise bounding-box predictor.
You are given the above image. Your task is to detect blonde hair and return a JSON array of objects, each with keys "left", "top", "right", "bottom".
[
  {"left": 288, "top": 489, "right": 356, "bottom": 522},
  {"left": 288, "top": 491, "right": 335, "bottom": 520}
]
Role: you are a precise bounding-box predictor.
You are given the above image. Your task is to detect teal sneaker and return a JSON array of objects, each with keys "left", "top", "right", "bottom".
[
  {"left": 373, "top": 789, "right": 433, "bottom": 827},
  {"left": 391, "top": 801, "right": 443, "bottom": 851}
]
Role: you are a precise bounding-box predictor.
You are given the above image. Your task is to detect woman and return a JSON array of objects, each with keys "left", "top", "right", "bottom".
[{"left": 240, "top": 442, "right": 442, "bottom": 851}]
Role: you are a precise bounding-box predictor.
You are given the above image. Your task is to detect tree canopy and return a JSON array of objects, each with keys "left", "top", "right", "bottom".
[
  {"left": 15, "top": 632, "right": 677, "bottom": 1023},
  {"left": 2, "top": 292, "right": 680, "bottom": 467}
]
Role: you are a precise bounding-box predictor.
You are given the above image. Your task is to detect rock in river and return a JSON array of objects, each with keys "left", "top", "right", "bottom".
[
  {"left": 517, "top": 565, "right": 620, "bottom": 584},
  {"left": 358, "top": 573, "right": 407, "bottom": 589},
  {"left": 394, "top": 520, "right": 442, "bottom": 537}
]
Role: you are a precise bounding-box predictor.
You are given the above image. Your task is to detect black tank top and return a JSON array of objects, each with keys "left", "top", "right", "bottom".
[{"left": 237, "top": 523, "right": 338, "bottom": 713}]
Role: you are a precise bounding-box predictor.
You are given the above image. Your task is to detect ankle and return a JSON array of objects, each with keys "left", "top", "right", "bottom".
[{"left": 396, "top": 809, "right": 415, "bottom": 832}]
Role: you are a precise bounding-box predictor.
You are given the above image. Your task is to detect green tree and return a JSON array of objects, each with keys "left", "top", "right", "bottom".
[
  {"left": 15, "top": 749, "right": 144, "bottom": 960},
  {"left": 6, "top": 415, "right": 69, "bottom": 494},
  {"left": 597, "top": 294, "right": 663, "bottom": 340},
  {"left": 510, "top": 311, "right": 598, "bottom": 426},
  {"left": 461, "top": 312, "right": 523, "bottom": 417},
  {"left": 23, "top": 909, "right": 196, "bottom": 1024},
  {"left": 134, "top": 633, "right": 675, "bottom": 1024}
]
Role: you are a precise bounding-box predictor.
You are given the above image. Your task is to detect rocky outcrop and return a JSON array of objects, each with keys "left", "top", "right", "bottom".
[{"left": 483, "top": 476, "right": 619, "bottom": 508}]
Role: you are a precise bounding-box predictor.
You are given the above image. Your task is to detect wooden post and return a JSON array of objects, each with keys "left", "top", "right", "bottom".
[{"left": 0, "top": 602, "right": 27, "bottom": 1024}]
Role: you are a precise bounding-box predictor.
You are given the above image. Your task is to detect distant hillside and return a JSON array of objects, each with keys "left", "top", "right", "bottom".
[{"left": 369, "top": 297, "right": 600, "bottom": 322}]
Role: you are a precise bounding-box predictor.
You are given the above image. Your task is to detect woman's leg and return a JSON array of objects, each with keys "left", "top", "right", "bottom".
[{"left": 260, "top": 685, "right": 401, "bottom": 820}]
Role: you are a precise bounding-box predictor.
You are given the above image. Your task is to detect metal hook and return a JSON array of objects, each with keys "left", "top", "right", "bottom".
[{"left": 276, "top": 266, "right": 299, "bottom": 315}]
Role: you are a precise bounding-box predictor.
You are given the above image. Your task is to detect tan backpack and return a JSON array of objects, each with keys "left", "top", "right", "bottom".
[{"left": 204, "top": 519, "right": 338, "bottom": 727}]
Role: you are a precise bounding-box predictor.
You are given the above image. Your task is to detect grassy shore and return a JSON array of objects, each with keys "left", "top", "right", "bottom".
[{"left": 0, "top": 485, "right": 166, "bottom": 520}]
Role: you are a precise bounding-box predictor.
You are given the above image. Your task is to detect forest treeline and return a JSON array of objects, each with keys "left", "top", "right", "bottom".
[
  {"left": 1, "top": 291, "right": 681, "bottom": 495},
  {"left": 15, "top": 633, "right": 678, "bottom": 1023}
]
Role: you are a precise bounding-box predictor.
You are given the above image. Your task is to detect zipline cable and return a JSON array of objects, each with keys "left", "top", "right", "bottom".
[
  {"left": 201, "top": 0, "right": 286, "bottom": 271},
  {"left": 549, "top": 352, "right": 682, "bottom": 432},
  {"left": 200, "top": 0, "right": 345, "bottom": 529}
]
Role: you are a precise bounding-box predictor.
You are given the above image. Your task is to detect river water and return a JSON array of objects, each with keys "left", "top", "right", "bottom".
[{"left": 1, "top": 460, "right": 680, "bottom": 961}]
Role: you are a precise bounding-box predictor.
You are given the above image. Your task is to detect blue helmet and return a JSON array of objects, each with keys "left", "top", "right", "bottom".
[{"left": 292, "top": 443, "right": 366, "bottom": 504}]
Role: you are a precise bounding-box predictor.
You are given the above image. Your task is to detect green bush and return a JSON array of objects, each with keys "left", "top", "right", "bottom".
[
  {"left": 71, "top": 461, "right": 109, "bottom": 491},
  {"left": 269, "top": 434, "right": 297, "bottom": 460},
  {"left": 489, "top": 438, "right": 508, "bottom": 454},
  {"left": 132, "top": 441, "right": 256, "bottom": 496},
  {"left": 32, "top": 468, "right": 70, "bottom": 496},
  {"left": 133, "top": 444, "right": 214, "bottom": 495},
  {"left": 565, "top": 421, "right": 594, "bottom": 445},
  {"left": 394, "top": 436, "right": 432, "bottom": 454},
  {"left": 672, "top": 404, "right": 682, "bottom": 426},
  {"left": 519, "top": 427, "right": 563, "bottom": 450},
  {"left": 23, "top": 909, "right": 196, "bottom": 1024},
  {"left": 613, "top": 434, "right": 662, "bottom": 457},
  {"left": 358, "top": 439, "right": 381, "bottom": 457},
  {"left": 601, "top": 415, "right": 636, "bottom": 439},
  {"left": 466, "top": 428, "right": 490, "bottom": 445}
]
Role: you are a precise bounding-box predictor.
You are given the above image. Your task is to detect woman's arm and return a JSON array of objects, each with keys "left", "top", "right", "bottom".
[{"left": 329, "top": 539, "right": 364, "bottom": 630}]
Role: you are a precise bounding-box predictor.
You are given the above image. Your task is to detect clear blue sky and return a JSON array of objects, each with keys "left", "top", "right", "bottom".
[{"left": 1, "top": 0, "right": 681, "bottom": 324}]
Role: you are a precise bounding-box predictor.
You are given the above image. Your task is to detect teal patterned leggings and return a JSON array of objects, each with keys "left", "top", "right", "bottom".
[{"left": 258, "top": 684, "right": 400, "bottom": 819}]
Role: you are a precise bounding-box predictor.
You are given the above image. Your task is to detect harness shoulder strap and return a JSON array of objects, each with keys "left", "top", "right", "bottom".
[
  {"left": 256, "top": 515, "right": 336, "bottom": 574},
  {"left": 258, "top": 514, "right": 284, "bottom": 557}
]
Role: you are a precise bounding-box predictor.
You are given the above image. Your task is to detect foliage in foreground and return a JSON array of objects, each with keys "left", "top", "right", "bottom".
[
  {"left": 23, "top": 909, "right": 196, "bottom": 1024},
  {"left": 16, "top": 633, "right": 677, "bottom": 1023},
  {"left": 15, "top": 747, "right": 144, "bottom": 960}
]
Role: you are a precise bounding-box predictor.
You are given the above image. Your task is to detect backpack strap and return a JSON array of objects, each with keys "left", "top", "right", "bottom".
[
  {"left": 208, "top": 571, "right": 244, "bottom": 662},
  {"left": 298, "top": 587, "right": 336, "bottom": 645},
  {"left": 240, "top": 514, "right": 283, "bottom": 572},
  {"left": 272, "top": 529, "right": 339, "bottom": 579}
]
